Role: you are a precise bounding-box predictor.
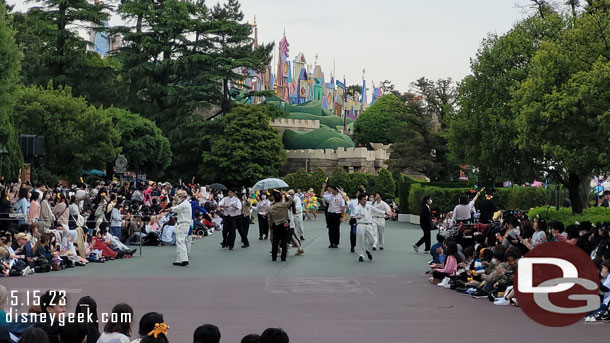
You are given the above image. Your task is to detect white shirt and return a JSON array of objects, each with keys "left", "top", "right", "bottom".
[
  {"left": 348, "top": 199, "right": 359, "bottom": 218},
  {"left": 372, "top": 200, "right": 391, "bottom": 218},
  {"left": 353, "top": 203, "right": 386, "bottom": 224},
  {"left": 171, "top": 199, "right": 193, "bottom": 225},
  {"left": 219, "top": 196, "right": 241, "bottom": 217},
  {"left": 451, "top": 204, "right": 472, "bottom": 225},
  {"left": 293, "top": 196, "right": 302, "bottom": 214},
  {"left": 256, "top": 199, "right": 270, "bottom": 215},
  {"left": 323, "top": 193, "right": 345, "bottom": 214},
  {"left": 162, "top": 225, "right": 176, "bottom": 242}
]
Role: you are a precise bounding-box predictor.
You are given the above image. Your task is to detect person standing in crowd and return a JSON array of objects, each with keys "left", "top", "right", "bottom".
[
  {"left": 353, "top": 193, "right": 389, "bottom": 262},
  {"left": 28, "top": 192, "right": 40, "bottom": 226},
  {"left": 52, "top": 194, "right": 70, "bottom": 230},
  {"left": 450, "top": 195, "right": 472, "bottom": 226},
  {"left": 289, "top": 190, "right": 305, "bottom": 241},
  {"left": 163, "top": 189, "right": 192, "bottom": 266},
  {"left": 14, "top": 188, "right": 29, "bottom": 226},
  {"left": 39, "top": 191, "right": 54, "bottom": 234},
  {"left": 372, "top": 192, "right": 392, "bottom": 251},
  {"left": 478, "top": 189, "right": 497, "bottom": 224},
  {"left": 256, "top": 193, "right": 271, "bottom": 240},
  {"left": 346, "top": 190, "right": 361, "bottom": 253},
  {"left": 239, "top": 194, "right": 251, "bottom": 248},
  {"left": 320, "top": 183, "right": 346, "bottom": 248},
  {"left": 414, "top": 195, "right": 433, "bottom": 253},
  {"left": 602, "top": 190, "right": 610, "bottom": 207},
  {"left": 287, "top": 190, "right": 304, "bottom": 256},
  {"left": 267, "top": 191, "right": 294, "bottom": 262},
  {"left": 218, "top": 190, "right": 241, "bottom": 250}
]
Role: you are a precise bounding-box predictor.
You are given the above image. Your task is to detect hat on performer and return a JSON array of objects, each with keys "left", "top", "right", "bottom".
[
  {"left": 176, "top": 190, "right": 188, "bottom": 198},
  {"left": 287, "top": 189, "right": 295, "bottom": 195}
]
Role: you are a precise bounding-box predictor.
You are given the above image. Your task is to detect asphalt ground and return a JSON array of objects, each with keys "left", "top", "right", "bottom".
[{"left": 1, "top": 219, "right": 606, "bottom": 342}]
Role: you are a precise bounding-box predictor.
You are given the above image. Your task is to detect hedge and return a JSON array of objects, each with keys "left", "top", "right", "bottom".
[
  {"left": 407, "top": 184, "right": 568, "bottom": 214},
  {"left": 282, "top": 126, "right": 354, "bottom": 150},
  {"left": 527, "top": 206, "right": 610, "bottom": 226},
  {"left": 283, "top": 167, "right": 396, "bottom": 198}
]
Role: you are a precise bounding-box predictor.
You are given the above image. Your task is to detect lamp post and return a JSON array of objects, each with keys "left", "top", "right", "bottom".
[{"left": 0, "top": 146, "right": 8, "bottom": 181}]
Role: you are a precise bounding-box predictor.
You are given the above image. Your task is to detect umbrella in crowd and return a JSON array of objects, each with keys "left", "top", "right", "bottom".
[
  {"left": 252, "top": 178, "right": 289, "bottom": 191},
  {"left": 209, "top": 183, "right": 228, "bottom": 191}
]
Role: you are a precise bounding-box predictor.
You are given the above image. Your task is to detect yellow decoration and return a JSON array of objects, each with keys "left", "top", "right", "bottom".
[{"left": 148, "top": 322, "right": 169, "bottom": 338}]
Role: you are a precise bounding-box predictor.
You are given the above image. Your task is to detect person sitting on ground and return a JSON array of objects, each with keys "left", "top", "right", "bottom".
[
  {"left": 75, "top": 296, "right": 100, "bottom": 343},
  {"left": 549, "top": 220, "right": 567, "bottom": 242},
  {"left": 430, "top": 234, "right": 446, "bottom": 264},
  {"left": 98, "top": 303, "right": 133, "bottom": 343},
  {"left": 566, "top": 224, "right": 580, "bottom": 245},
  {"left": 33, "top": 290, "right": 67, "bottom": 343},
  {"left": 132, "top": 312, "right": 169, "bottom": 343},
  {"left": 260, "top": 328, "right": 289, "bottom": 343},
  {"left": 241, "top": 334, "right": 261, "bottom": 343},
  {"left": 161, "top": 217, "right": 177, "bottom": 246},
  {"left": 429, "top": 241, "right": 460, "bottom": 284},
  {"left": 193, "top": 324, "right": 221, "bottom": 343},
  {"left": 58, "top": 322, "right": 87, "bottom": 343}
]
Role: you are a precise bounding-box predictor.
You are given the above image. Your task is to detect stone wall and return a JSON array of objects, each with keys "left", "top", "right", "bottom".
[
  {"left": 270, "top": 118, "right": 320, "bottom": 132},
  {"left": 283, "top": 146, "right": 390, "bottom": 174}
]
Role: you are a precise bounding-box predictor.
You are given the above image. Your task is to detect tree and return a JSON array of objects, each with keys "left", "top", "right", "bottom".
[
  {"left": 12, "top": 1, "right": 118, "bottom": 106},
  {"left": 0, "top": 2, "right": 23, "bottom": 180},
  {"left": 448, "top": 14, "right": 565, "bottom": 186},
  {"left": 374, "top": 168, "right": 396, "bottom": 198},
  {"left": 353, "top": 94, "right": 413, "bottom": 144},
  {"left": 105, "top": 108, "right": 172, "bottom": 180},
  {"left": 346, "top": 85, "right": 362, "bottom": 99},
  {"left": 284, "top": 168, "right": 310, "bottom": 191},
  {"left": 200, "top": 104, "right": 286, "bottom": 187},
  {"left": 512, "top": 6, "right": 610, "bottom": 213},
  {"left": 412, "top": 77, "right": 457, "bottom": 130},
  {"left": 14, "top": 85, "right": 119, "bottom": 182},
  {"left": 329, "top": 167, "right": 350, "bottom": 190}
]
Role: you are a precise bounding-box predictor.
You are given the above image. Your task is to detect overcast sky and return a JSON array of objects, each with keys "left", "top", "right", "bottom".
[{"left": 8, "top": 0, "right": 536, "bottom": 92}]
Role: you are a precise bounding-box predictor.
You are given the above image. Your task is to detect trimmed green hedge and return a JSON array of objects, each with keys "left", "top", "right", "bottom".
[
  {"left": 527, "top": 206, "right": 610, "bottom": 226},
  {"left": 282, "top": 126, "right": 354, "bottom": 149},
  {"left": 407, "top": 184, "right": 568, "bottom": 214},
  {"left": 287, "top": 112, "right": 354, "bottom": 128}
]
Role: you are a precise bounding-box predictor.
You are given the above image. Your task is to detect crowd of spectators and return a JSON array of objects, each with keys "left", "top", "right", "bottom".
[
  {"left": 422, "top": 190, "right": 610, "bottom": 323},
  {"left": 0, "top": 287, "right": 289, "bottom": 343},
  {"left": 0, "top": 179, "right": 235, "bottom": 276}
]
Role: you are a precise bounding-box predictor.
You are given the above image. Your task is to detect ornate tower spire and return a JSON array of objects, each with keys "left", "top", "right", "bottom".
[{"left": 253, "top": 16, "right": 258, "bottom": 48}]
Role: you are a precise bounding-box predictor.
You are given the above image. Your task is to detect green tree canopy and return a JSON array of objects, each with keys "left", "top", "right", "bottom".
[
  {"left": 105, "top": 108, "right": 172, "bottom": 180},
  {"left": 200, "top": 104, "right": 286, "bottom": 187},
  {"left": 14, "top": 85, "right": 119, "bottom": 182},
  {"left": 0, "top": 2, "right": 23, "bottom": 180},
  {"left": 353, "top": 94, "right": 411, "bottom": 144}
]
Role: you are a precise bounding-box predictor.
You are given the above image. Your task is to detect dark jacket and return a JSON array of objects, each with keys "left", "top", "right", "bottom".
[{"left": 420, "top": 204, "right": 432, "bottom": 230}]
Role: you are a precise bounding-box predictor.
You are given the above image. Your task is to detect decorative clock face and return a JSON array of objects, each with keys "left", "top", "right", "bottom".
[{"left": 115, "top": 156, "right": 127, "bottom": 169}]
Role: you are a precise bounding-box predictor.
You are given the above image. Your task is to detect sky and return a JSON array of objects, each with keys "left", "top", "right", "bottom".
[{"left": 8, "top": 0, "right": 536, "bottom": 93}]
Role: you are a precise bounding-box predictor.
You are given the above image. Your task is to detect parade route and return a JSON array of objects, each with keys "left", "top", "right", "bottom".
[{"left": 2, "top": 220, "right": 607, "bottom": 343}]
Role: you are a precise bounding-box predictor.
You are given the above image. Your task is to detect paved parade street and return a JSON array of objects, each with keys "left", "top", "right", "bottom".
[{"left": 2, "top": 220, "right": 607, "bottom": 343}]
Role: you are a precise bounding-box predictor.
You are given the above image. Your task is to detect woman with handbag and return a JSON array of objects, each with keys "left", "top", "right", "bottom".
[{"left": 39, "top": 191, "right": 55, "bottom": 234}]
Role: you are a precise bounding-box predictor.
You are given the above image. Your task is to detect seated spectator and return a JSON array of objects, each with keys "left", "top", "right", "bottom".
[
  {"left": 75, "top": 296, "right": 100, "bottom": 343},
  {"left": 161, "top": 218, "right": 177, "bottom": 246},
  {"left": 260, "top": 328, "right": 289, "bottom": 343},
  {"left": 17, "top": 327, "right": 50, "bottom": 343},
  {"left": 549, "top": 221, "right": 567, "bottom": 242},
  {"left": 193, "top": 324, "right": 221, "bottom": 343},
  {"left": 566, "top": 224, "right": 580, "bottom": 245},
  {"left": 132, "top": 312, "right": 169, "bottom": 343},
  {"left": 430, "top": 234, "right": 445, "bottom": 264},
  {"left": 98, "top": 303, "right": 133, "bottom": 343},
  {"left": 429, "top": 241, "right": 460, "bottom": 284},
  {"left": 241, "top": 334, "right": 261, "bottom": 343},
  {"left": 58, "top": 322, "right": 87, "bottom": 343},
  {"left": 34, "top": 290, "right": 67, "bottom": 343}
]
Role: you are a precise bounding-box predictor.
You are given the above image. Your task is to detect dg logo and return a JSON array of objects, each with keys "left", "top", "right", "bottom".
[{"left": 515, "top": 242, "right": 600, "bottom": 326}]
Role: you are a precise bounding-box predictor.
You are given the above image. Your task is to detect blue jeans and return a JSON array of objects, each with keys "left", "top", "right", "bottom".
[{"left": 110, "top": 226, "right": 121, "bottom": 240}]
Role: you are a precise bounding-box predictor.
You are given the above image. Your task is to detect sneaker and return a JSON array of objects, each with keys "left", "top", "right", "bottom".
[
  {"left": 472, "top": 291, "right": 488, "bottom": 299},
  {"left": 21, "top": 266, "right": 31, "bottom": 276},
  {"left": 428, "top": 277, "right": 434, "bottom": 281},
  {"left": 584, "top": 316, "right": 594, "bottom": 322},
  {"left": 443, "top": 283, "right": 452, "bottom": 289},
  {"left": 494, "top": 297, "right": 510, "bottom": 306},
  {"left": 379, "top": 247, "right": 384, "bottom": 250},
  {"left": 372, "top": 247, "right": 376, "bottom": 251},
  {"left": 359, "top": 256, "right": 364, "bottom": 262},
  {"left": 464, "top": 288, "right": 477, "bottom": 295},
  {"left": 438, "top": 277, "right": 451, "bottom": 288},
  {"left": 600, "top": 311, "right": 610, "bottom": 321},
  {"left": 366, "top": 250, "right": 373, "bottom": 261},
  {"left": 412, "top": 244, "right": 419, "bottom": 253}
]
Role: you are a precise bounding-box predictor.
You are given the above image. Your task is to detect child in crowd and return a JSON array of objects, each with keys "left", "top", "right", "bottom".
[{"left": 430, "top": 234, "right": 445, "bottom": 264}]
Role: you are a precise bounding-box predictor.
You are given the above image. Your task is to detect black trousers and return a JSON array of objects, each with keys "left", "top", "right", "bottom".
[
  {"left": 415, "top": 225, "right": 431, "bottom": 251},
  {"left": 349, "top": 218, "right": 357, "bottom": 249},
  {"left": 222, "top": 215, "right": 229, "bottom": 246},
  {"left": 238, "top": 214, "right": 250, "bottom": 246},
  {"left": 327, "top": 212, "right": 342, "bottom": 246},
  {"left": 225, "top": 215, "right": 239, "bottom": 249},
  {"left": 271, "top": 223, "right": 288, "bottom": 261},
  {"left": 258, "top": 214, "right": 269, "bottom": 238}
]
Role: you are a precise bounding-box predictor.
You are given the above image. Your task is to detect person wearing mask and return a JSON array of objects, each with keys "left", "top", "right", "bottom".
[
  {"left": 267, "top": 191, "right": 294, "bottom": 262},
  {"left": 255, "top": 193, "right": 271, "bottom": 240},
  {"left": 28, "top": 192, "right": 41, "bottom": 226},
  {"left": 291, "top": 190, "right": 305, "bottom": 241},
  {"left": 163, "top": 190, "right": 192, "bottom": 266},
  {"left": 353, "top": 193, "right": 390, "bottom": 262},
  {"left": 52, "top": 194, "right": 70, "bottom": 231},
  {"left": 346, "top": 190, "right": 361, "bottom": 253},
  {"left": 320, "top": 183, "right": 346, "bottom": 248},
  {"left": 372, "top": 192, "right": 392, "bottom": 251},
  {"left": 13, "top": 188, "right": 29, "bottom": 226},
  {"left": 414, "top": 195, "right": 433, "bottom": 253}
]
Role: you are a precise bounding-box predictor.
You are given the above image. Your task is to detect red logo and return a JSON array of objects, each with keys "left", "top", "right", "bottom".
[{"left": 515, "top": 242, "right": 600, "bottom": 327}]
